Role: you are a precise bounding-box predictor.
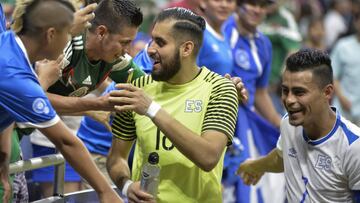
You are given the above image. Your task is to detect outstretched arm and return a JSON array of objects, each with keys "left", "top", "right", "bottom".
[
  {"left": 47, "top": 92, "right": 114, "bottom": 113},
  {"left": 40, "top": 121, "right": 123, "bottom": 203},
  {"left": 237, "top": 148, "right": 284, "bottom": 185}
]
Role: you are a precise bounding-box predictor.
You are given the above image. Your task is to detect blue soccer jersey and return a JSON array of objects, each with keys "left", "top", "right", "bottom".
[
  {"left": 0, "top": 31, "right": 59, "bottom": 132},
  {"left": 223, "top": 14, "right": 272, "bottom": 107},
  {"left": 197, "top": 22, "right": 233, "bottom": 76}
]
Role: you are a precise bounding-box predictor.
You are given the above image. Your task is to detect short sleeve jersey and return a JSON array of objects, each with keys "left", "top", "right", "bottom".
[
  {"left": 223, "top": 14, "right": 272, "bottom": 107},
  {"left": 0, "top": 31, "right": 59, "bottom": 132},
  {"left": 112, "top": 67, "right": 238, "bottom": 203},
  {"left": 277, "top": 108, "right": 360, "bottom": 202},
  {"left": 47, "top": 34, "right": 144, "bottom": 97},
  {"left": 197, "top": 22, "right": 233, "bottom": 76}
]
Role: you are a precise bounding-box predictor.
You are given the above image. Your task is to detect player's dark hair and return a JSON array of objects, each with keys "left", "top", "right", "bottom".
[
  {"left": 285, "top": 48, "right": 333, "bottom": 88},
  {"left": 89, "top": 0, "right": 143, "bottom": 34},
  {"left": 154, "top": 7, "right": 206, "bottom": 56}
]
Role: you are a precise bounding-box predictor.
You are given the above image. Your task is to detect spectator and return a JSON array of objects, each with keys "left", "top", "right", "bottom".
[
  {"left": 303, "top": 16, "right": 326, "bottom": 50},
  {"left": 331, "top": 9, "right": 360, "bottom": 126},
  {"left": 222, "top": 0, "right": 283, "bottom": 202},
  {"left": 28, "top": 0, "right": 144, "bottom": 197},
  {"left": 0, "top": 0, "right": 123, "bottom": 202},
  {"left": 324, "top": 0, "right": 351, "bottom": 49}
]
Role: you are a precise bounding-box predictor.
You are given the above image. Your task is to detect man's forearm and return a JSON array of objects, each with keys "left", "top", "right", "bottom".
[
  {"left": 253, "top": 148, "right": 284, "bottom": 173},
  {"left": 40, "top": 122, "right": 112, "bottom": 194},
  {"left": 47, "top": 92, "right": 113, "bottom": 113},
  {"left": 0, "top": 124, "right": 13, "bottom": 169},
  {"left": 106, "top": 154, "right": 131, "bottom": 190}
]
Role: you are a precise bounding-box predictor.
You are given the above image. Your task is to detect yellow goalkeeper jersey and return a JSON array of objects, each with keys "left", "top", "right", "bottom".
[{"left": 112, "top": 67, "right": 238, "bottom": 203}]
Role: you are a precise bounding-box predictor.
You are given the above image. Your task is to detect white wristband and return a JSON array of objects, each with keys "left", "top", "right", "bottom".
[
  {"left": 146, "top": 101, "right": 161, "bottom": 119},
  {"left": 121, "top": 179, "right": 133, "bottom": 197}
]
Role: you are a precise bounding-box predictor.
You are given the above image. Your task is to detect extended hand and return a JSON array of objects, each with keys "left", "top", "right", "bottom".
[
  {"left": 225, "top": 74, "right": 248, "bottom": 104},
  {"left": 127, "top": 181, "right": 155, "bottom": 203},
  {"left": 236, "top": 159, "right": 264, "bottom": 185},
  {"left": 70, "top": 3, "right": 97, "bottom": 36},
  {"left": 36, "top": 54, "right": 65, "bottom": 90},
  {"left": 109, "top": 84, "right": 152, "bottom": 115}
]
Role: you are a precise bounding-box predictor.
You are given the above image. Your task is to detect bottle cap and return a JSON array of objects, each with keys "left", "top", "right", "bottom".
[{"left": 148, "top": 152, "right": 159, "bottom": 164}]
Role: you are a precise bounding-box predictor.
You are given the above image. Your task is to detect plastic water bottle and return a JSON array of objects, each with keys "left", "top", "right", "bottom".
[{"left": 140, "top": 152, "right": 160, "bottom": 197}]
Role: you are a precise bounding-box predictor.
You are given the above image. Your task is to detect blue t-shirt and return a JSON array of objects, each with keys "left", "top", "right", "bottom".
[
  {"left": 77, "top": 82, "right": 116, "bottom": 156},
  {"left": 0, "top": 31, "right": 59, "bottom": 132},
  {"left": 223, "top": 14, "right": 272, "bottom": 107},
  {"left": 0, "top": 4, "right": 6, "bottom": 33},
  {"left": 197, "top": 23, "right": 233, "bottom": 76}
]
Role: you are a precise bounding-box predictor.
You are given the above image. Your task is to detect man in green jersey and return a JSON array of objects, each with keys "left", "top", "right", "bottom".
[
  {"left": 46, "top": 0, "right": 144, "bottom": 113},
  {"left": 27, "top": 0, "right": 145, "bottom": 196},
  {"left": 107, "top": 8, "right": 239, "bottom": 203}
]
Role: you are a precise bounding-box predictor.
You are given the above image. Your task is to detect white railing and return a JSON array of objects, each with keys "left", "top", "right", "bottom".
[{"left": 9, "top": 153, "right": 65, "bottom": 201}]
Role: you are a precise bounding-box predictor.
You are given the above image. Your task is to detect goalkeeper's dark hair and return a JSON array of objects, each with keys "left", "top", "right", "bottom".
[{"left": 154, "top": 7, "right": 206, "bottom": 56}]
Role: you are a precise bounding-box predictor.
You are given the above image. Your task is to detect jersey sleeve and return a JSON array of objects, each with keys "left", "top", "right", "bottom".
[
  {"left": 343, "top": 139, "right": 360, "bottom": 190},
  {"left": 109, "top": 54, "right": 146, "bottom": 83},
  {"left": 63, "top": 36, "right": 80, "bottom": 66},
  {"left": 202, "top": 78, "right": 238, "bottom": 145},
  {"left": 112, "top": 111, "right": 137, "bottom": 141},
  {"left": 0, "top": 76, "right": 59, "bottom": 129}
]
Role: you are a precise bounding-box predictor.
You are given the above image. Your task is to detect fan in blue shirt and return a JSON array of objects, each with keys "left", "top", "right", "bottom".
[
  {"left": 222, "top": 0, "right": 282, "bottom": 202},
  {"left": 0, "top": 1, "right": 123, "bottom": 202}
]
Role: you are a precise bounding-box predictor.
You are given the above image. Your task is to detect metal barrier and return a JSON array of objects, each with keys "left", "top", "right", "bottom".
[
  {"left": 32, "top": 188, "right": 122, "bottom": 203},
  {"left": 9, "top": 153, "right": 65, "bottom": 202},
  {"left": 9, "top": 154, "right": 123, "bottom": 203}
]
